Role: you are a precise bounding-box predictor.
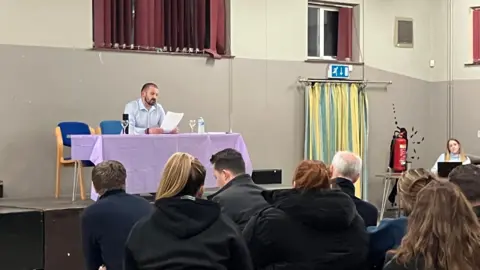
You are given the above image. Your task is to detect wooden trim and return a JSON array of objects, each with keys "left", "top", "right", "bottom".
[
  {"left": 308, "top": 1, "right": 356, "bottom": 8},
  {"left": 305, "top": 59, "right": 364, "bottom": 65},
  {"left": 90, "top": 48, "right": 235, "bottom": 59}
]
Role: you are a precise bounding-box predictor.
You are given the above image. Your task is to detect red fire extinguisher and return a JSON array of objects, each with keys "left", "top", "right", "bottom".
[{"left": 389, "top": 128, "right": 408, "bottom": 173}]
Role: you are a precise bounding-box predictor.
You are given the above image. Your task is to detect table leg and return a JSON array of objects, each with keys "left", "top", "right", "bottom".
[
  {"left": 381, "top": 178, "right": 393, "bottom": 220},
  {"left": 380, "top": 177, "right": 389, "bottom": 220},
  {"left": 72, "top": 162, "right": 78, "bottom": 202}
]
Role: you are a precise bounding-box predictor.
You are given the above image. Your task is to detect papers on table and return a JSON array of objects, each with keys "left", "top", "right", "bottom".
[{"left": 160, "top": 111, "right": 184, "bottom": 131}]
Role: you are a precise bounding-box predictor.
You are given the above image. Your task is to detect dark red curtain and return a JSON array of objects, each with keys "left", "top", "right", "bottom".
[
  {"left": 154, "top": 0, "right": 165, "bottom": 49},
  {"left": 93, "top": 0, "right": 132, "bottom": 48},
  {"left": 195, "top": 0, "right": 206, "bottom": 52},
  {"left": 473, "top": 9, "right": 480, "bottom": 62},
  {"left": 205, "top": 0, "right": 226, "bottom": 58},
  {"left": 93, "top": 0, "right": 226, "bottom": 57},
  {"left": 337, "top": 7, "right": 353, "bottom": 61},
  {"left": 92, "top": 0, "right": 105, "bottom": 47},
  {"left": 134, "top": 0, "right": 151, "bottom": 49}
]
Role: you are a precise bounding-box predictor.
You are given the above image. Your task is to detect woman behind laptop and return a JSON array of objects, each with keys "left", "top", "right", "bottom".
[
  {"left": 431, "top": 138, "right": 470, "bottom": 174},
  {"left": 124, "top": 152, "right": 253, "bottom": 270}
]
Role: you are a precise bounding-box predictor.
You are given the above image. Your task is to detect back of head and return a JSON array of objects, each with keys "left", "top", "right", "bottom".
[
  {"left": 293, "top": 160, "right": 330, "bottom": 189},
  {"left": 398, "top": 168, "right": 437, "bottom": 215},
  {"left": 396, "top": 181, "right": 480, "bottom": 270},
  {"left": 331, "top": 151, "right": 362, "bottom": 181},
  {"left": 156, "top": 152, "right": 206, "bottom": 200},
  {"left": 92, "top": 160, "right": 126, "bottom": 195},
  {"left": 449, "top": 164, "right": 480, "bottom": 205},
  {"left": 210, "top": 148, "right": 246, "bottom": 174}
]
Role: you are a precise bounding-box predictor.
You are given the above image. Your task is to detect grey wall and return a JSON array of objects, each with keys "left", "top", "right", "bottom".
[
  {"left": 0, "top": 44, "right": 445, "bottom": 208},
  {"left": 0, "top": 0, "right": 459, "bottom": 210}
]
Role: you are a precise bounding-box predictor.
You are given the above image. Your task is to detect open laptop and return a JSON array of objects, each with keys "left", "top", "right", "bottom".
[{"left": 437, "top": 162, "right": 462, "bottom": 178}]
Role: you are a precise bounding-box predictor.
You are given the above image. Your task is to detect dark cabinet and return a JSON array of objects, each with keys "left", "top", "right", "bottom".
[
  {"left": 44, "top": 208, "right": 85, "bottom": 270},
  {"left": 0, "top": 207, "right": 44, "bottom": 270}
]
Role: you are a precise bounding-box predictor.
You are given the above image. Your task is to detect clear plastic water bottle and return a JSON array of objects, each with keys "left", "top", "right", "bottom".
[{"left": 197, "top": 117, "right": 205, "bottom": 134}]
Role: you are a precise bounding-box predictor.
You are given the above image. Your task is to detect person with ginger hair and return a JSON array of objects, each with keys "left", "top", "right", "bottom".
[{"left": 243, "top": 160, "right": 368, "bottom": 270}]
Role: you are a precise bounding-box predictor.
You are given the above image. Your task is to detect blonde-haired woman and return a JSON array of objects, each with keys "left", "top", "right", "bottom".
[
  {"left": 243, "top": 160, "right": 368, "bottom": 269},
  {"left": 124, "top": 152, "right": 253, "bottom": 270},
  {"left": 368, "top": 168, "right": 438, "bottom": 268},
  {"left": 384, "top": 181, "right": 480, "bottom": 270},
  {"left": 431, "top": 138, "right": 470, "bottom": 174}
]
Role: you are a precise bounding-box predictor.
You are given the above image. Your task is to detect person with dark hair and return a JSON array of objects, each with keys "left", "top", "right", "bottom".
[
  {"left": 207, "top": 148, "right": 268, "bottom": 231},
  {"left": 243, "top": 160, "right": 368, "bottom": 269},
  {"left": 124, "top": 82, "right": 179, "bottom": 134},
  {"left": 81, "top": 160, "right": 153, "bottom": 270},
  {"left": 449, "top": 164, "right": 480, "bottom": 217},
  {"left": 124, "top": 152, "right": 253, "bottom": 270}
]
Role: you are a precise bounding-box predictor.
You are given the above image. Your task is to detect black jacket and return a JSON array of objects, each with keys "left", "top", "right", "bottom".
[
  {"left": 207, "top": 174, "right": 269, "bottom": 231},
  {"left": 336, "top": 177, "right": 379, "bottom": 227},
  {"left": 81, "top": 189, "right": 153, "bottom": 270},
  {"left": 124, "top": 196, "right": 253, "bottom": 270},
  {"left": 243, "top": 188, "right": 368, "bottom": 270}
]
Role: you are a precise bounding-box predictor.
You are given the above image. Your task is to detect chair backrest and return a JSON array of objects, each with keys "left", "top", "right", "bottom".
[
  {"left": 99, "top": 120, "right": 123, "bottom": 135},
  {"left": 57, "top": 122, "right": 92, "bottom": 147}
]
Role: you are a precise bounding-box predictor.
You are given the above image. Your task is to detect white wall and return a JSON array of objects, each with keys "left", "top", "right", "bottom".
[
  {"left": 230, "top": 0, "right": 363, "bottom": 61},
  {"left": 363, "top": 0, "right": 435, "bottom": 80},
  {"left": 0, "top": 0, "right": 440, "bottom": 81},
  {"left": 231, "top": 0, "right": 442, "bottom": 82},
  {"left": 429, "top": 0, "right": 449, "bottom": 82},
  {"left": 453, "top": 0, "right": 480, "bottom": 80},
  {"left": 0, "top": 0, "right": 92, "bottom": 48}
]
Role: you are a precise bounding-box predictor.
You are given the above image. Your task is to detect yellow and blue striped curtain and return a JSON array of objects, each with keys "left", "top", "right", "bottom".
[{"left": 304, "top": 82, "right": 369, "bottom": 198}]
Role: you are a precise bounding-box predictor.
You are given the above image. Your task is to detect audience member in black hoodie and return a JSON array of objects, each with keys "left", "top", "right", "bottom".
[
  {"left": 207, "top": 148, "right": 269, "bottom": 231},
  {"left": 384, "top": 182, "right": 480, "bottom": 270},
  {"left": 81, "top": 160, "right": 153, "bottom": 270},
  {"left": 243, "top": 160, "right": 368, "bottom": 270},
  {"left": 331, "top": 151, "right": 378, "bottom": 227},
  {"left": 124, "top": 152, "right": 253, "bottom": 270}
]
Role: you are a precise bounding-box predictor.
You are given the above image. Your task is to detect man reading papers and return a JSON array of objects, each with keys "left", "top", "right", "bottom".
[{"left": 124, "top": 82, "right": 180, "bottom": 135}]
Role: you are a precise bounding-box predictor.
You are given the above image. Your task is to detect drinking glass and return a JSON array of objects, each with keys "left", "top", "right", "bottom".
[
  {"left": 121, "top": 120, "right": 129, "bottom": 134},
  {"left": 189, "top": 120, "right": 197, "bottom": 133}
]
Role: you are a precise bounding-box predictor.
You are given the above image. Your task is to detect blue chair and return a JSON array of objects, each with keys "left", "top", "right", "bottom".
[
  {"left": 98, "top": 120, "right": 123, "bottom": 134},
  {"left": 55, "top": 121, "right": 95, "bottom": 201}
]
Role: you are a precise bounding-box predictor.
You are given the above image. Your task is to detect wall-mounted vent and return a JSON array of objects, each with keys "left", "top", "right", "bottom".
[{"left": 395, "top": 17, "right": 413, "bottom": 48}]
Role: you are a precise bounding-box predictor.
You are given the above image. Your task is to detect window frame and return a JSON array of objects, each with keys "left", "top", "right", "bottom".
[
  {"left": 307, "top": 4, "right": 339, "bottom": 60},
  {"left": 472, "top": 7, "right": 480, "bottom": 64}
]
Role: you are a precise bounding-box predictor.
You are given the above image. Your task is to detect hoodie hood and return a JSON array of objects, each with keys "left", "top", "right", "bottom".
[
  {"left": 263, "top": 188, "right": 356, "bottom": 231},
  {"left": 152, "top": 196, "right": 220, "bottom": 239}
]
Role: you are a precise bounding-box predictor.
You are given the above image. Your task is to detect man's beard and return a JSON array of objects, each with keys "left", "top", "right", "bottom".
[{"left": 146, "top": 98, "right": 156, "bottom": 106}]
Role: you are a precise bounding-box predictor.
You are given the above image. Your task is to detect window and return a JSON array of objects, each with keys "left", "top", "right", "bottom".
[
  {"left": 307, "top": 3, "right": 353, "bottom": 61},
  {"left": 394, "top": 17, "right": 413, "bottom": 48},
  {"left": 92, "top": 0, "right": 228, "bottom": 58},
  {"left": 473, "top": 8, "right": 480, "bottom": 63}
]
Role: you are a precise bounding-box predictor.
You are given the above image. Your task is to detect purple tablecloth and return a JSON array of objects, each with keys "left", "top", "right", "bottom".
[{"left": 71, "top": 133, "right": 252, "bottom": 201}]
